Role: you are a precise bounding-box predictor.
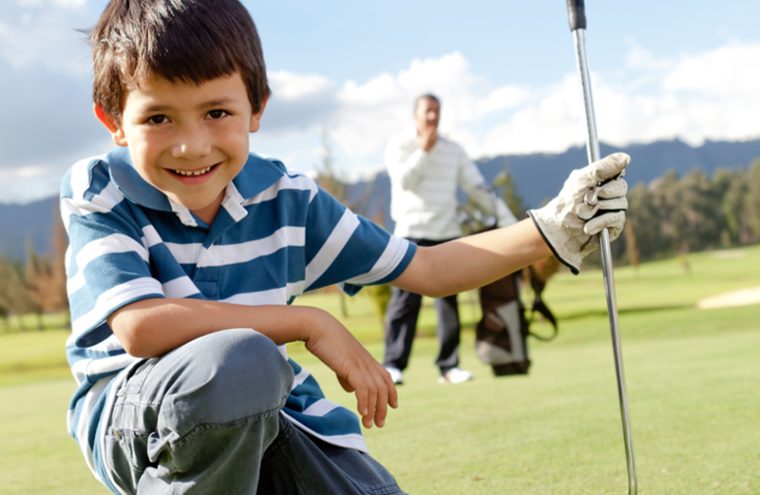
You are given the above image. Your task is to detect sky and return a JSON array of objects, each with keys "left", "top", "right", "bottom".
[{"left": 1, "top": 0, "right": 759, "bottom": 204}]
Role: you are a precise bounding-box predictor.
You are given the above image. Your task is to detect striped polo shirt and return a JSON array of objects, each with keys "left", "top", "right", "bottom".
[{"left": 60, "top": 148, "right": 416, "bottom": 484}]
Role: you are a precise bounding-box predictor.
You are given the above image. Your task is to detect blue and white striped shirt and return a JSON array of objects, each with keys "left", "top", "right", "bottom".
[{"left": 60, "top": 148, "right": 415, "bottom": 482}]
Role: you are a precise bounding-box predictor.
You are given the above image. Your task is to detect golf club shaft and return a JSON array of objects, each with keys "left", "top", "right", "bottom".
[{"left": 566, "top": 2, "right": 637, "bottom": 494}]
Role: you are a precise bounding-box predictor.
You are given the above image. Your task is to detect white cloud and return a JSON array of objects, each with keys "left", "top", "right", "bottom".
[
  {"left": 0, "top": 7, "right": 90, "bottom": 76},
  {"left": 269, "top": 70, "right": 333, "bottom": 101},
  {"left": 603, "top": 42, "right": 760, "bottom": 146},
  {"left": 664, "top": 43, "right": 760, "bottom": 97},
  {"left": 15, "top": 0, "right": 85, "bottom": 9},
  {"left": 14, "top": 164, "right": 49, "bottom": 178},
  {"left": 52, "top": 0, "right": 86, "bottom": 8},
  {"left": 3, "top": 34, "right": 760, "bottom": 203},
  {"left": 258, "top": 41, "right": 760, "bottom": 183},
  {"left": 0, "top": 163, "right": 69, "bottom": 203}
]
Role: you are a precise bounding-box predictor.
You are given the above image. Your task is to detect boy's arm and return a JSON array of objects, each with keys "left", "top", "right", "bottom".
[
  {"left": 109, "top": 298, "right": 316, "bottom": 356},
  {"left": 109, "top": 299, "right": 397, "bottom": 429},
  {"left": 393, "top": 153, "right": 630, "bottom": 296},
  {"left": 393, "top": 219, "right": 550, "bottom": 296}
]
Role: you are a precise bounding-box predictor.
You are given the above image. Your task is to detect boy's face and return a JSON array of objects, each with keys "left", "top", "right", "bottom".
[{"left": 95, "top": 72, "right": 265, "bottom": 224}]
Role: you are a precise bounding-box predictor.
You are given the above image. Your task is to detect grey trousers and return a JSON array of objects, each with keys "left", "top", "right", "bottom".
[{"left": 101, "top": 329, "right": 405, "bottom": 494}]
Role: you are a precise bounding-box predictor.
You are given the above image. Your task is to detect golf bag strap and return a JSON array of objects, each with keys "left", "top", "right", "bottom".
[{"left": 527, "top": 265, "right": 559, "bottom": 341}]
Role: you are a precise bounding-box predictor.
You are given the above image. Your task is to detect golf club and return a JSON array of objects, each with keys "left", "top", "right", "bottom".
[{"left": 565, "top": 1, "right": 638, "bottom": 493}]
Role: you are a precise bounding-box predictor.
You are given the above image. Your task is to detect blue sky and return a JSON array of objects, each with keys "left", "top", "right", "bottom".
[{"left": 1, "top": 0, "right": 759, "bottom": 203}]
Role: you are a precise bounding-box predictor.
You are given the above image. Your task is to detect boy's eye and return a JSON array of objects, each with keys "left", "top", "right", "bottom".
[
  {"left": 146, "top": 115, "right": 168, "bottom": 125},
  {"left": 207, "top": 109, "right": 229, "bottom": 119}
]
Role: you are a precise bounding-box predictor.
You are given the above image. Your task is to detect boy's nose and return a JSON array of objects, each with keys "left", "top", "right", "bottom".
[{"left": 172, "top": 126, "right": 212, "bottom": 158}]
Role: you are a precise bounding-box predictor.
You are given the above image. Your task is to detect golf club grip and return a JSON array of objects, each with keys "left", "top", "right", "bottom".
[{"left": 566, "top": 0, "right": 587, "bottom": 31}]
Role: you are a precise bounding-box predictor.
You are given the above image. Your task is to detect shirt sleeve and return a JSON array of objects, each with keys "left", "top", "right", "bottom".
[
  {"left": 61, "top": 161, "right": 164, "bottom": 347},
  {"left": 301, "top": 183, "right": 416, "bottom": 295},
  {"left": 456, "top": 146, "right": 519, "bottom": 228},
  {"left": 385, "top": 134, "right": 437, "bottom": 191}
]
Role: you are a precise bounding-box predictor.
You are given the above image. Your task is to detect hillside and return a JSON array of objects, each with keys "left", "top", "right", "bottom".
[
  {"left": 347, "top": 137, "right": 760, "bottom": 229},
  {"left": 2, "top": 137, "right": 759, "bottom": 259},
  {"left": 0, "top": 197, "right": 59, "bottom": 260}
]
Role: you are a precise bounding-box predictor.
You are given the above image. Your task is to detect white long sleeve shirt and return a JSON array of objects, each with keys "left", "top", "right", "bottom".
[{"left": 386, "top": 132, "right": 517, "bottom": 240}]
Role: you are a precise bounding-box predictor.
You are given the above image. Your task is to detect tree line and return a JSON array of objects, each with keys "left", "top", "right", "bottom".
[
  {"left": 0, "top": 215, "right": 68, "bottom": 330},
  {"left": 617, "top": 159, "right": 760, "bottom": 266},
  {"left": 1, "top": 158, "right": 758, "bottom": 330}
]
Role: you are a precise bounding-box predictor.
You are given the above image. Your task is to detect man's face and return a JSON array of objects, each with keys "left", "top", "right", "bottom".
[
  {"left": 414, "top": 97, "right": 440, "bottom": 134},
  {"left": 99, "top": 71, "right": 265, "bottom": 224}
]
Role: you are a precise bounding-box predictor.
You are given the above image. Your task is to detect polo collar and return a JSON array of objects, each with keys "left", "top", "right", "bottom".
[{"left": 107, "top": 148, "right": 287, "bottom": 219}]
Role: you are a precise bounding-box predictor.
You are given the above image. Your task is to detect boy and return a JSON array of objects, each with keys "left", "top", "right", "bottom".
[{"left": 61, "top": 0, "right": 630, "bottom": 493}]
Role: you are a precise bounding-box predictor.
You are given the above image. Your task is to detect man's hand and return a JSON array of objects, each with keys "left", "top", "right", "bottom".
[
  {"left": 304, "top": 311, "right": 398, "bottom": 429},
  {"left": 528, "top": 152, "right": 630, "bottom": 274},
  {"left": 417, "top": 126, "right": 437, "bottom": 152}
]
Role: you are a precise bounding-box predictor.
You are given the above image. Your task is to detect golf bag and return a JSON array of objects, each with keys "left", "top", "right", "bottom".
[
  {"left": 457, "top": 187, "right": 559, "bottom": 375},
  {"left": 475, "top": 257, "right": 559, "bottom": 376}
]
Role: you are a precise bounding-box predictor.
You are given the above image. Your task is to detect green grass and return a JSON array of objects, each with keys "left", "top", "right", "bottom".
[{"left": 2, "top": 246, "right": 760, "bottom": 494}]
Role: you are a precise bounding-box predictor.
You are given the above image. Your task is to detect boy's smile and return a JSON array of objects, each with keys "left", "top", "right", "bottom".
[{"left": 95, "top": 72, "right": 266, "bottom": 224}]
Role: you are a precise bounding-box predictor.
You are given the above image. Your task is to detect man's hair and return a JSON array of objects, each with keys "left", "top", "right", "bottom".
[
  {"left": 414, "top": 93, "right": 441, "bottom": 111},
  {"left": 90, "top": 0, "right": 270, "bottom": 118}
]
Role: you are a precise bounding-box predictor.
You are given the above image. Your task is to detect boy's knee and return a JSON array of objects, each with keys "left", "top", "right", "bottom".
[{"left": 163, "top": 329, "right": 293, "bottom": 426}]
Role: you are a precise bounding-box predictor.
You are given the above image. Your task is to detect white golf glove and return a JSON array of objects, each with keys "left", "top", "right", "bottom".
[{"left": 528, "top": 152, "right": 630, "bottom": 274}]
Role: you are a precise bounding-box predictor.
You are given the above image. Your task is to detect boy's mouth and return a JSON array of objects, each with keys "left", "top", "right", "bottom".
[{"left": 171, "top": 164, "right": 218, "bottom": 177}]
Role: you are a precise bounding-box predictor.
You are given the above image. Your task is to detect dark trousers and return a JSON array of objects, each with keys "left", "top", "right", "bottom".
[{"left": 383, "top": 238, "right": 461, "bottom": 374}]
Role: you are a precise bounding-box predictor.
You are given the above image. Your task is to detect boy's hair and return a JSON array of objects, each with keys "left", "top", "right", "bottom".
[{"left": 90, "top": 0, "right": 270, "bottom": 118}]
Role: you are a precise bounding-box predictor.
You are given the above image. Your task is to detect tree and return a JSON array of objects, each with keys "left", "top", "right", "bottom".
[
  {"left": 626, "top": 182, "right": 666, "bottom": 261},
  {"left": 744, "top": 159, "right": 760, "bottom": 241},
  {"left": 674, "top": 169, "right": 723, "bottom": 252},
  {"left": 1, "top": 252, "right": 34, "bottom": 330},
  {"left": 0, "top": 254, "right": 12, "bottom": 328},
  {"left": 48, "top": 217, "right": 70, "bottom": 326},
  {"left": 492, "top": 171, "right": 526, "bottom": 218},
  {"left": 313, "top": 127, "right": 350, "bottom": 317},
  {"left": 314, "top": 126, "right": 346, "bottom": 203},
  {"left": 623, "top": 221, "right": 640, "bottom": 269},
  {"left": 650, "top": 170, "right": 682, "bottom": 256},
  {"left": 24, "top": 242, "right": 48, "bottom": 330},
  {"left": 714, "top": 169, "right": 749, "bottom": 246}
]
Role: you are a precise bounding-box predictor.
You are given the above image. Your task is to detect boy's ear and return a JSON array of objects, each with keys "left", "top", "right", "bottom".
[
  {"left": 93, "top": 104, "right": 128, "bottom": 147},
  {"left": 249, "top": 95, "right": 268, "bottom": 133}
]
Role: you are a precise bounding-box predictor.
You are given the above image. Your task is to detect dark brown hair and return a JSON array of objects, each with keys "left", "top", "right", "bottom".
[{"left": 90, "top": 0, "right": 270, "bottom": 118}]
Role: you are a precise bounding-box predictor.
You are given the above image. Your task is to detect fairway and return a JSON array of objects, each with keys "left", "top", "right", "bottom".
[{"left": 1, "top": 247, "right": 759, "bottom": 494}]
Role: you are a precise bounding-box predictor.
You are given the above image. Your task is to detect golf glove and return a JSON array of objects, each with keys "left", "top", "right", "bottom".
[{"left": 528, "top": 152, "right": 630, "bottom": 274}]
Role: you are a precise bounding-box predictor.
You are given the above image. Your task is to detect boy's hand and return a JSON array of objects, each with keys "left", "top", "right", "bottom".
[
  {"left": 304, "top": 311, "right": 398, "bottom": 429},
  {"left": 528, "top": 152, "right": 630, "bottom": 274}
]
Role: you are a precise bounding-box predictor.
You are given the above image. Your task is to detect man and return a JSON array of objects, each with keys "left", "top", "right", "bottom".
[{"left": 384, "top": 93, "right": 518, "bottom": 385}]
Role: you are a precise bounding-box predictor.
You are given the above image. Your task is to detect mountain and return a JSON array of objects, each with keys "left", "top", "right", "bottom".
[
  {"left": 2, "top": 137, "right": 759, "bottom": 259},
  {"left": 476, "top": 137, "right": 760, "bottom": 209},
  {"left": 0, "top": 196, "right": 59, "bottom": 260},
  {"left": 348, "top": 137, "right": 760, "bottom": 230}
]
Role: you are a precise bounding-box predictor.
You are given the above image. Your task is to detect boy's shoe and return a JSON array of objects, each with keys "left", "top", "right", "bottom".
[
  {"left": 385, "top": 366, "right": 404, "bottom": 385},
  {"left": 438, "top": 367, "right": 473, "bottom": 384}
]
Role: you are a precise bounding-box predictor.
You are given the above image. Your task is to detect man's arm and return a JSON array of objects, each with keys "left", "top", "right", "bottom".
[
  {"left": 385, "top": 135, "right": 435, "bottom": 191},
  {"left": 108, "top": 299, "right": 397, "bottom": 428},
  {"left": 456, "top": 148, "right": 518, "bottom": 227}
]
